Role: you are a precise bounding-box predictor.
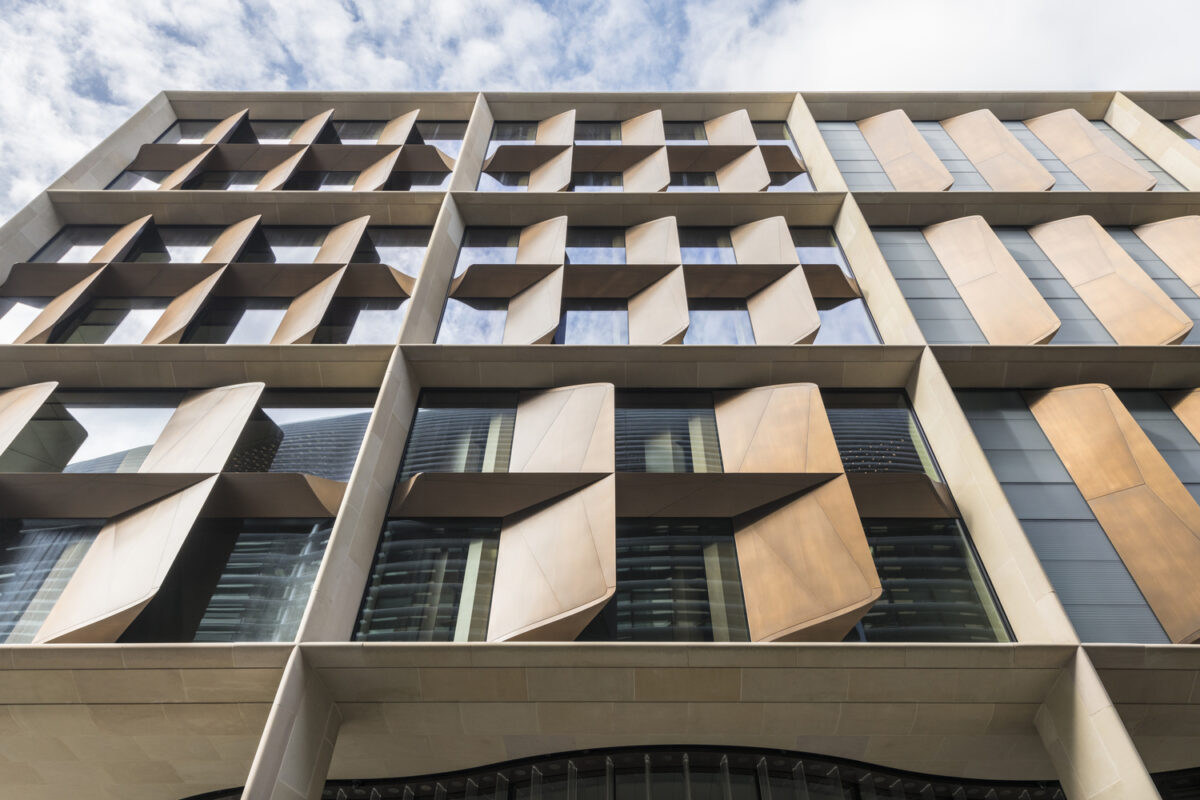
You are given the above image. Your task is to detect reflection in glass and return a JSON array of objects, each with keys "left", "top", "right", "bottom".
[
  {"left": 814, "top": 299, "right": 880, "bottom": 344},
  {"left": 684, "top": 300, "right": 754, "bottom": 344},
  {"left": 285, "top": 171, "right": 358, "bottom": 191},
  {"left": 791, "top": 228, "right": 853, "bottom": 277},
  {"left": 555, "top": 300, "right": 628, "bottom": 344},
  {"left": 0, "top": 519, "right": 101, "bottom": 642},
  {"left": 477, "top": 171, "right": 529, "bottom": 191},
  {"left": 248, "top": 119, "right": 301, "bottom": 144},
  {"left": 107, "top": 170, "right": 169, "bottom": 190},
  {"left": 678, "top": 228, "right": 735, "bottom": 264},
  {"left": 383, "top": 171, "right": 452, "bottom": 191},
  {"left": 399, "top": 391, "right": 517, "bottom": 479},
  {"left": 767, "top": 172, "right": 815, "bottom": 191},
  {"left": 454, "top": 228, "right": 521, "bottom": 275},
  {"left": 181, "top": 298, "right": 289, "bottom": 344},
  {"left": 415, "top": 120, "right": 468, "bottom": 158},
  {"left": 436, "top": 298, "right": 507, "bottom": 344},
  {"left": 579, "top": 519, "right": 748, "bottom": 642},
  {"left": 0, "top": 298, "right": 47, "bottom": 343},
  {"left": 51, "top": 297, "right": 169, "bottom": 344},
  {"left": 485, "top": 121, "right": 537, "bottom": 157},
  {"left": 333, "top": 120, "right": 385, "bottom": 144},
  {"left": 616, "top": 392, "right": 722, "bottom": 473},
  {"left": 667, "top": 172, "right": 718, "bottom": 191},
  {"left": 663, "top": 121, "right": 707, "bottom": 143},
  {"left": 574, "top": 121, "right": 622, "bottom": 143},
  {"left": 33, "top": 226, "right": 118, "bottom": 263},
  {"left": 312, "top": 297, "right": 408, "bottom": 344},
  {"left": 571, "top": 172, "right": 622, "bottom": 191},
  {"left": 823, "top": 392, "right": 940, "bottom": 481},
  {"left": 360, "top": 227, "right": 430, "bottom": 276},
  {"left": 752, "top": 120, "right": 802, "bottom": 157},
  {"left": 155, "top": 120, "right": 217, "bottom": 143},
  {"left": 183, "top": 171, "right": 266, "bottom": 190},
  {"left": 565, "top": 228, "right": 625, "bottom": 264},
  {"left": 238, "top": 227, "right": 327, "bottom": 263},
  {"left": 124, "top": 226, "right": 222, "bottom": 262},
  {"left": 226, "top": 402, "right": 374, "bottom": 480},
  {"left": 356, "top": 518, "right": 500, "bottom": 641}
]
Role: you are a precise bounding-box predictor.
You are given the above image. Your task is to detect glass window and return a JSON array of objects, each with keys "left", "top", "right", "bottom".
[
  {"left": 678, "top": 228, "right": 735, "bottom": 264},
  {"left": 249, "top": 119, "right": 301, "bottom": 144},
  {"left": 0, "top": 298, "right": 47, "bottom": 343},
  {"left": 182, "top": 298, "right": 289, "bottom": 344},
  {"left": 183, "top": 171, "right": 266, "bottom": 191},
  {"left": 436, "top": 298, "right": 507, "bottom": 344},
  {"left": 155, "top": 120, "right": 217, "bottom": 144},
  {"left": 814, "top": 299, "right": 881, "bottom": 344},
  {"left": 571, "top": 172, "right": 623, "bottom": 192},
  {"left": 219, "top": 398, "right": 371, "bottom": 481},
  {"left": 579, "top": 519, "right": 748, "bottom": 642},
  {"left": 752, "top": 120, "right": 801, "bottom": 157},
  {"left": 574, "top": 121, "right": 622, "bottom": 143},
  {"left": 663, "top": 121, "right": 707, "bottom": 143},
  {"left": 565, "top": 228, "right": 625, "bottom": 264},
  {"left": 0, "top": 392, "right": 177, "bottom": 473},
  {"left": 683, "top": 300, "right": 755, "bottom": 345},
  {"left": 359, "top": 227, "right": 429, "bottom": 276},
  {"left": 383, "top": 171, "right": 452, "bottom": 191},
  {"left": 0, "top": 519, "right": 102, "bottom": 643},
  {"left": 555, "top": 300, "right": 628, "bottom": 344},
  {"left": 123, "top": 226, "right": 222, "bottom": 263},
  {"left": 33, "top": 226, "right": 119, "bottom": 263},
  {"left": 666, "top": 172, "right": 718, "bottom": 191},
  {"left": 414, "top": 120, "right": 468, "bottom": 158},
  {"left": 399, "top": 391, "right": 517, "bottom": 479},
  {"left": 791, "top": 227, "right": 854, "bottom": 277},
  {"left": 312, "top": 297, "right": 408, "bottom": 344},
  {"left": 767, "top": 172, "right": 814, "bottom": 191},
  {"left": 616, "top": 392, "right": 722, "bottom": 473},
  {"left": 823, "top": 392, "right": 940, "bottom": 480},
  {"left": 332, "top": 120, "right": 385, "bottom": 144},
  {"left": 477, "top": 171, "right": 529, "bottom": 191},
  {"left": 817, "top": 121, "right": 895, "bottom": 191},
  {"left": 1168, "top": 120, "right": 1200, "bottom": 150},
  {"left": 285, "top": 171, "right": 359, "bottom": 192},
  {"left": 454, "top": 228, "right": 521, "bottom": 275},
  {"left": 50, "top": 297, "right": 168, "bottom": 344},
  {"left": 119, "top": 518, "right": 331, "bottom": 643},
  {"left": 106, "top": 170, "right": 169, "bottom": 190},
  {"left": 239, "top": 227, "right": 327, "bottom": 263},
  {"left": 355, "top": 518, "right": 499, "bottom": 641},
  {"left": 486, "top": 121, "right": 537, "bottom": 157}
]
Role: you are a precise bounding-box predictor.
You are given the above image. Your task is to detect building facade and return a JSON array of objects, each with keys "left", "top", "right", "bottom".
[{"left": 0, "top": 90, "right": 1198, "bottom": 799}]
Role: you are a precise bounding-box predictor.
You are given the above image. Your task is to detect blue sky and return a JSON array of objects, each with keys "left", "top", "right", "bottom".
[{"left": 1, "top": 0, "right": 1199, "bottom": 218}]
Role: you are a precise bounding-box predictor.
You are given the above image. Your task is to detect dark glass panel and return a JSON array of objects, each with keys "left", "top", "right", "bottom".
[
  {"left": 683, "top": 299, "right": 754, "bottom": 345},
  {"left": 0, "top": 519, "right": 101, "bottom": 643},
  {"left": 50, "top": 297, "right": 169, "bottom": 344},
  {"left": 565, "top": 227, "right": 625, "bottom": 264},
  {"left": 311, "top": 297, "right": 408, "bottom": 344},
  {"left": 554, "top": 299, "right": 628, "bottom": 344},
  {"left": 398, "top": 391, "right": 517, "bottom": 480},
  {"left": 615, "top": 391, "right": 721, "bottom": 473},
  {"left": 181, "top": 298, "right": 289, "bottom": 344}
]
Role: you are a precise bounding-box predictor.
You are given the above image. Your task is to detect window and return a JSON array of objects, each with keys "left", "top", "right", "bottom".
[
  {"left": 120, "top": 518, "right": 331, "bottom": 643},
  {"left": 383, "top": 171, "right": 452, "bottom": 191},
  {"left": 436, "top": 298, "right": 507, "bottom": 344},
  {"left": 123, "top": 226, "right": 223, "bottom": 263},
  {"left": 683, "top": 300, "right": 755, "bottom": 345},
  {"left": 33, "top": 226, "right": 119, "bottom": 263},
  {"left": 616, "top": 392, "right": 722, "bottom": 473},
  {"left": 155, "top": 120, "right": 217, "bottom": 144},
  {"left": 579, "top": 519, "right": 749, "bottom": 642},
  {"left": 0, "top": 298, "right": 47, "bottom": 343},
  {"left": 814, "top": 299, "right": 881, "bottom": 344},
  {"left": 571, "top": 172, "right": 622, "bottom": 192},
  {"left": 355, "top": 518, "right": 499, "bottom": 642},
  {"left": 285, "top": 171, "right": 359, "bottom": 192},
  {"left": 875, "top": 228, "right": 987, "bottom": 345},
  {"left": 565, "top": 228, "right": 625, "bottom": 264},
  {"left": 792, "top": 228, "right": 855, "bottom": 277},
  {"left": 312, "top": 297, "right": 408, "bottom": 344},
  {"left": 107, "top": 170, "right": 169, "bottom": 190},
  {"left": 752, "top": 120, "right": 801, "bottom": 157},
  {"left": 332, "top": 120, "right": 385, "bottom": 144},
  {"left": 183, "top": 171, "right": 266, "bottom": 191},
  {"left": 476, "top": 171, "right": 529, "bottom": 191},
  {"left": 238, "top": 227, "right": 327, "bottom": 263},
  {"left": 678, "top": 228, "right": 735, "bottom": 264},
  {"left": 485, "top": 121, "right": 537, "bottom": 157},
  {"left": 226, "top": 397, "right": 374, "bottom": 480},
  {"left": 248, "top": 119, "right": 302, "bottom": 144},
  {"left": 663, "top": 121, "right": 706, "bottom": 143},
  {"left": 574, "top": 121, "right": 622, "bottom": 143},
  {"left": 824, "top": 392, "right": 940, "bottom": 480},
  {"left": 1168, "top": 120, "right": 1200, "bottom": 150},
  {"left": 554, "top": 300, "right": 628, "bottom": 344},
  {"left": 399, "top": 392, "right": 517, "bottom": 479},
  {"left": 817, "top": 121, "right": 894, "bottom": 191},
  {"left": 358, "top": 227, "right": 430, "bottom": 277},
  {"left": 50, "top": 297, "right": 169, "bottom": 344},
  {"left": 667, "top": 172, "right": 718, "bottom": 191},
  {"left": 181, "top": 298, "right": 289, "bottom": 344},
  {"left": 767, "top": 172, "right": 815, "bottom": 191},
  {"left": 453, "top": 228, "right": 521, "bottom": 275},
  {"left": 0, "top": 519, "right": 102, "bottom": 643},
  {"left": 414, "top": 121, "right": 468, "bottom": 158}
]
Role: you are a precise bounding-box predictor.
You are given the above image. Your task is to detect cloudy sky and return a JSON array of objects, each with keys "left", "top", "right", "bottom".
[{"left": 2, "top": 0, "right": 1198, "bottom": 218}]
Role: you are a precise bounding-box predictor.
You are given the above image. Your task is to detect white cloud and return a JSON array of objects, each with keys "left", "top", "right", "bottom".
[{"left": 0, "top": 0, "right": 1195, "bottom": 219}]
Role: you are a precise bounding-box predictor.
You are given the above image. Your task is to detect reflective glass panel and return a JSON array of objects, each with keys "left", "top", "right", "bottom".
[
  {"left": 767, "top": 172, "right": 814, "bottom": 191},
  {"left": 663, "top": 121, "right": 707, "bottom": 143},
  {"left": 312, "top": 297, "right": 408, "bottom": 344},
  {"left": 124, "top": 226, "right": 223, "bottom": 262},
  {"left": 383, "top": 171, "right": 452, "bottom": 191},
  {"left": 454, "top": 228, "right": 521, "bottom": 275},
  {"left": 486, "top": 121, "right": 537, "bottom": 157},
  {"left": 752, "top": 120, "right": 801, "bottom": 156},
  {"left": 572, "top": 172, "right": 622, "bottom": 191},
  {"left": 399, "top": 391, "right": 517, "bottom": 479},
  {"left": 51, "top": 297, "right": 168, "bottom": 344},
  {"left": 249, "top": 119, "right": 301, "bottom": 144},
  {"left": 333, "top": 120, "right": 385, "bottom": 144},
  {"left": 33, "top": 226, "right": 119, "bottom": 263},
  {"left": 226, "top": 397, "right": 374, "bottom": 480},
  {"left": 107, "top": 170, "right": 169, "bottom": 190},
  {"left": 155, "top": 120, "right": 217, "bottom": 144},
  {"left": 666, "top": 172, "right": 718, "bottom": 191},
  {"left": 678, "top": 228, "right": 735, "bottom": 264},
  {"left": 791, "top": 228, "right": 853, "bottom": 277},
  {"left": 477, "top": 171, "right": 529, "bottom": 191},
  {"left": 360, "top": 227, "right": 430, "bottom": 276},
  {"left": 555, "top": 300, "right": 628, "bottom": 344},
  {"left": 683, "top": 300, "right": 755, "bottom": 345},
  {"left": 285, "top": 171, "right": 358, "bottom": 191},
  {"left": 355, "top": 518, "right": 500, "bottom": 641},
  {"left": 239, "top": 227, "right": 327, "bottom": 263},
  {"left": 415, "top": 120, "right": 468, "bottom": 158},
  {"left": 0, "top": 519, "right": 101, "bottom": 642},
  {"left": 183, "top": 171, "right": 266, "bottom": 190},
  {"left": 0, "top": 298, "right": 47, "bottom": 343},
  {"left": 616, "top": 392, "right": 722, "bottom": 473},
  {"left": 814, "top": 299, "right": 880, "bottom": 344},
  {"left": 823, "top": 392, "right": 940, "bottom": 480},
  {"left": 436, "top": 298, "right": 507, "bottom": 344},
  {"left": 181, "top": 298, "right": 289, "bottom": 344},
  {"left": 565, "top": 228, "right": 625, "bottom": 264},
  {"left": 574, "top": 121, "right": 622, "bottom": 143}
]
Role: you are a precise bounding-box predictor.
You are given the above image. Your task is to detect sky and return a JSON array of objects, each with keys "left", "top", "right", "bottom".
[{"left": 2, "top": 0, "right": 1199, "bottom": 219}]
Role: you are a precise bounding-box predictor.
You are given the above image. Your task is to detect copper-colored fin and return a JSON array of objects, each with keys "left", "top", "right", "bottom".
[
  {"left": 941, "top": 109, "right": 1055, "bottom": 191},
  {"left": 15, "top": 266, "right": 107, "bottom": 344},
  {"left": 0, "top": 382, "right": 58, "bottom": 455},
  {"left": 314, "top": 216, "right": 371, "bottom": 264},
  {"left": 628, "top": 266, "right": 688, "bottom": 344},
  {"left": 139, "top": 382, "right": 265, "bottom": 473},
  {"left": 391, "top": 473, "right": 602, "bottom": 518},
  {"left": 1134, "top": 216, "right": 1200, "bottom": 295},
  {"left": 623, "top": 147, "right": 669, "bottom": 192},
  {"left": 204, "top": 215, "right": 262, "bottom": 263},
  {"left": 923, "top": 215, "right": 1061, "bottom": 345},
  {"left": 270, "top": 267, "right": 348, "bottom": 344},
  {"left": 621, "top": 109, "right": 665, "bottom": 146},
  {"left": 858, "top": 109, "right": 954, "bottom": 191},
  {"left": 141, "top": 265, "right": 228, "bottom": 344},
  {"left": 487, "top": 475, "right": 616, "bottom": 642},
  {"left": 747, "top": 267, "right": 820, "bottom": 345},
  {"left": 1028, "top": 384, "right": 1200, "bottom": 643},
  {"left": 714, "top": 383, "right": 843, "bottom": 474},
  {"left": 516, "top": 216, "right": 568, "bottom": 264},
  {"left": 846, "top": 473, "right": 959, "bottom": 518},
  {"left": 512, "top": 383, "right": 615, "bottom": 473},
  {"left": 535, "top": 110, "right": 576, "bottom": 146},
  {"left": 1029, "top": 215, "right": 1191, "bottom": 345},
  {"left": 1025, "top": 108, "right": 1155, "bottom": 191},
  {"left": 256, "top": 147, "right": 309, "bottom": 191},
  {"left": 378, "top": 109, "right": 420, "bottom": 145},
  {"left": 201, "top": 109, "right": 251, "bottom": 144},
  {"left": 529, "top": 147, "right": 573, "bottom": 192},
  {"left": 715, "top": 147, "right": 770, "bottom": 192},
  {"left": 704, "top": 109, "right": 756, "bottom": 146},
  {"left": 626, "top": 216, "right": 680, "bottom": 264},
  {"left": 1177, "top": 114, "right": 1200, "bottom": 140},
  {"left": 353, "top": 147, "right": 403, "bottom": 192},
  {"left": 731, "top": 216, "right": 799, "bottom": 265},
  {"left": 92, "top": 215, "right": 154, "bottom": 263},
  {"left": 32, "top": 476, "right": 218, "bottom": 643},
  {"left": 290, "top": 109, "right": 335, "bottom": 145},
  {"left": 158, "top": 147, "right": 215, "bottom": 191},
  {"left": 503, "top": 266, "right": 563, "bottom": 345},
  {"left": 736, "top": 474, "right": 880, "bottom": 642}
]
